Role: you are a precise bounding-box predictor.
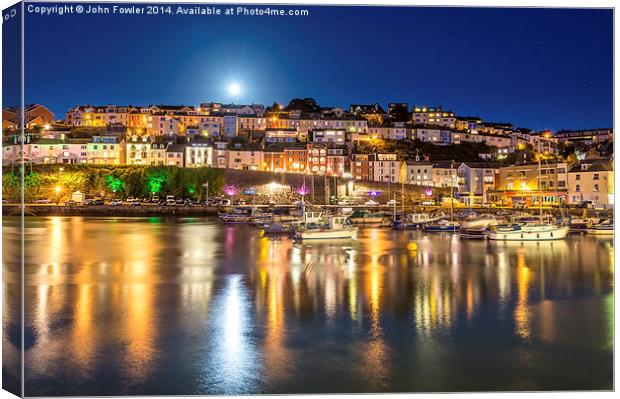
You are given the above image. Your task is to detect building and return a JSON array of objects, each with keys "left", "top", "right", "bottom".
[
  {"left": 567, "top": 160, "right": 614, "bottom": 208},
  {"left": 264, "top": 128, "right": 299, "bottom": 143},
  {"left": 367, "top": 126, "right": 407, "bottom": 141},
  {"left": 227, "top": 143, "right": 263, "bottom": 170},
  {"left": 412, "top": 106, "right": 455, "bottom": 128},
  {"left": 3, "top": 104, "right": 55, "bottom": 130},
  {"left": 263, "top": 144, "right": 286, "bottom": 172},
  {"left": 184, "top": 138, "right": 212, "bottom": 167},
  {"left": 405, "top": 161, "right": 433, "bottom": 186},
  {"left": 349, "top": 103, "right": 386, "bottom": 125},
  {"left": 455, "top": 116, "right": 482, "bottom": 132},
  {"left": 307, "top": 143, "right": 329, "bottom": 174},
  {"left": 310, "top": 128, "right": 346, "bottom": 144},
  {"left": 372, "top": 153, "right": 401, "bottom": 183},
  {"left": 283, "top": 144, "right": 308, "bottom": 173},
  {"left": 350, "top": 152, "right": 404, "bottom": 183},
  {"left": 457, "top": 162, "right": 499, "bottom": 205},
  {"left": 413, "top": 127, "right": 444, "bottom": 143},
  {"left": 350, "top": 153, "right": 375, "bottom": 181},
  {"left": 165, "top": 144, "right": 185, "bottom": 167},
  {"left": 326, "top": 146, "right": 348, "bottom": 176},
  {"left": 554, "top": 128, "right": 613, "bottom": 145},
  {"left": 431, "top": 161, "right": 458, "bottom": 188},
  {"left": 490, "top": 162, "right": 569, "bottom": 207},
  {"left": 212, "top": 141, "right": 229, "bottom": 168},
  {"left": 87, "top": 135, "right": 125, "bottom": 165}
]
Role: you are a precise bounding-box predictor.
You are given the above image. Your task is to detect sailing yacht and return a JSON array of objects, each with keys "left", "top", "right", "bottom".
[{"left": 487, "top": 141, "right": 569, "bottom": 241}]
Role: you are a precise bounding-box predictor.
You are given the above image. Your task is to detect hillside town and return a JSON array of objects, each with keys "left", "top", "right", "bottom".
[{"left": 2, "top": 100, "right": 614, "bottom": 208}]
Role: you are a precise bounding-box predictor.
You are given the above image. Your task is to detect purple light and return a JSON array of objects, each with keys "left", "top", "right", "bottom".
[
  {"left": 224, "top": 185, "right": 237, "bottom": 196},
  {"left": 425, "top": 188, "right": 433, "bottom": 196},
  {"left": 368, "top": 190, "right": 381, "bottom": 198},
  {"left": 297, "top": 184, "right": 309, "bottom": 196}
]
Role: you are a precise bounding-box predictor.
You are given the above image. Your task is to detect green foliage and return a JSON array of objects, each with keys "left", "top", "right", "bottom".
[
  {"left": 2, "top": 165, "right": 224, "bottom": 201},
  {"left": 393, "top": 139, "right": 495, "bottom": 162}
]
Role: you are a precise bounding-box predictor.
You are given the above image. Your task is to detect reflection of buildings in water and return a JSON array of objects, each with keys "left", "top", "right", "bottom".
[
  {"left": 514, "top": 248, "right": 531, "bottom": 340},
  {"left": 357, "top": 229, "right": 390, "bottom": 390},
  {"left": 122, "top": 282, "right": 156, "bottom": 383}
]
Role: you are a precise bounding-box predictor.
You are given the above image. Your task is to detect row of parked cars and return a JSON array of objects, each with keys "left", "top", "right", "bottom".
[{"left": 31, "top": 195, "right": 234, "bottom": 207}]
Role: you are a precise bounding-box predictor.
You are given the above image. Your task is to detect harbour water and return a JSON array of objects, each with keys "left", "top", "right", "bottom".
[{"left": 2, "top": 216, "right": 614, "bottom": 395}]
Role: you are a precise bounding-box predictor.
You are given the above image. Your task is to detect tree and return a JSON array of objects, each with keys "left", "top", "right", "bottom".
[{"left": 286, "top": 98, "right": 321, "bottom": 113}]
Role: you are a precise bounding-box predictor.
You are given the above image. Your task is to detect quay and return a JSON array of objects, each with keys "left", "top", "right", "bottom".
[{"left": 2, "top": 203, "right": 612, "bottom": 219}]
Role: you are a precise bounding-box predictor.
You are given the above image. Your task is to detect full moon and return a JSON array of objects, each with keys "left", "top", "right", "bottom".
[{"left": 229, "top": 83, "right": 240, "bottom": 96}]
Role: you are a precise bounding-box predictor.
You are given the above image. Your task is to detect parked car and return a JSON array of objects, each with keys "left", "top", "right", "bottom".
[
  {"left": 109, "top": 199, "right": 123, "bottom": 206},
  {"left": 386, "top": 199, "right": 397, "bottom": 206},
  {"left": 131, "top": 201, "right": 141, "bottom": 206},
  {"left": 577, "top": 201, "right": 594, "bottom": 209},
  {"left": 151, "top": 196, "right": 160, "bottom": 203},
  {"left": 34, "top": 198, "right": 52, "bottom": 204},
  {"left": 365, "top": 200, "right": 378, "bottom": 206},
  {"left": 421, "top": 200, "right": 436, "bottom": 206},
  {"left": 219, "top": 199, "right": 231, "bottom": 206},
  {"left": 166, "top": 195, "right": 176, "bottom": 205},
  {"left": 93, "top": 198, "right": 104, "bottom": 206},
  {"left": 126, "top": 197, "right": 135, "bottom": 203}
]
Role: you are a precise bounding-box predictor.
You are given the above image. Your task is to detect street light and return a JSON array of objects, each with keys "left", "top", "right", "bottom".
[{"left": 54, "top": 186, "right": 62, "bottom": 205}]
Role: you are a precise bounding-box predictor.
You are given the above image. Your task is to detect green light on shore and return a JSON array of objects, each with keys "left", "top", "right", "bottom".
[
  {"left": 187, "top": 185, "right": 196, "bottom": 195},
  {"left": 147, "top": 172, "right": 166, "bottom": 194},
  {"left": 106, "top": 175, "right": 123, "bottom": 192}
]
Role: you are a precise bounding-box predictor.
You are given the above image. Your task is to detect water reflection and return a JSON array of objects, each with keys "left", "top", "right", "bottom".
[{"left": 3, "top": 217, "right": 613, "bottom": 395}]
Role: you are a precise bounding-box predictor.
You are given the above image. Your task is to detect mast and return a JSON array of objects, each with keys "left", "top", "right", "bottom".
[
  {"left": 537, "top": 138, "right": 543, "bottom": 223},
  {"left": 450, "top": 160, "right": 454, "bottom": 223}
]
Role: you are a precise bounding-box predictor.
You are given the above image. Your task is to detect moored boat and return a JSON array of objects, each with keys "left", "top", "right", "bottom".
[
  {"left": 393, "top": 212, "right": 444, "bottom": 230},
  {"left": 487, "top": 223, "right": 569, "bottom": 241},
  {"left": 424, "top": 220, "right": 461, "bottom": 233},
  {"left": 260, "top": 222, "right": 295, "bottom": 236},
  {"left": 349, "top": 210, "right": 389, "bottom": 227},
  {"left": 294, "top": 213, "right": 358, "bottom": 240},
  {"left": 586, "top": 219, "right": 614, "bottom": 236},
  {"left": 459, "top": 227, "right": 487, "bottom": 239},
  {"left": 461, "top": 215, "right": 498, "bottom": 229}
]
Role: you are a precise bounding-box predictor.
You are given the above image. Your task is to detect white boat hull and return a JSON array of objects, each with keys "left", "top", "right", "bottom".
[
  {"left": 295, "top": 227, "right": 358, "bottom": 240},
  {"left": 487, "top": 226, "right": 569, "bottom": 241},
  {"left": 586, "top": 228, "right": 614, "bottom": 236},
  {"left": 461, "top": 218, "right": 497, "bottom": 229}
]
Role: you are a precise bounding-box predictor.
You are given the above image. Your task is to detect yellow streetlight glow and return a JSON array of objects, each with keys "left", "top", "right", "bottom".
[{"left": 54, "top": 186, "right": 62, "bottom": 194}]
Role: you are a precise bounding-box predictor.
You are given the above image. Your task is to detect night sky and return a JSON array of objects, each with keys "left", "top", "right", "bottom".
[{"left": 15, "top": 3, "right": 615, "bottom": 130}]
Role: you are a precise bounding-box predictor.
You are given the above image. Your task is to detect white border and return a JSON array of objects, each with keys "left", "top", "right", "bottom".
[{"left": 0, "top": 1, "right": 616, "bottom": 399}]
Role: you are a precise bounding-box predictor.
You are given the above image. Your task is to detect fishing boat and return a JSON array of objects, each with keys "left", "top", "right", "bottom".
[
  {"left": 294, "top": 213, "right": 358, "bottom": 240},
  {"left": 424, "top": 219, "right": 461, "bottom": 233},
  {"left": 586, "top": 219, "right": 614, "bottom": 236}
]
